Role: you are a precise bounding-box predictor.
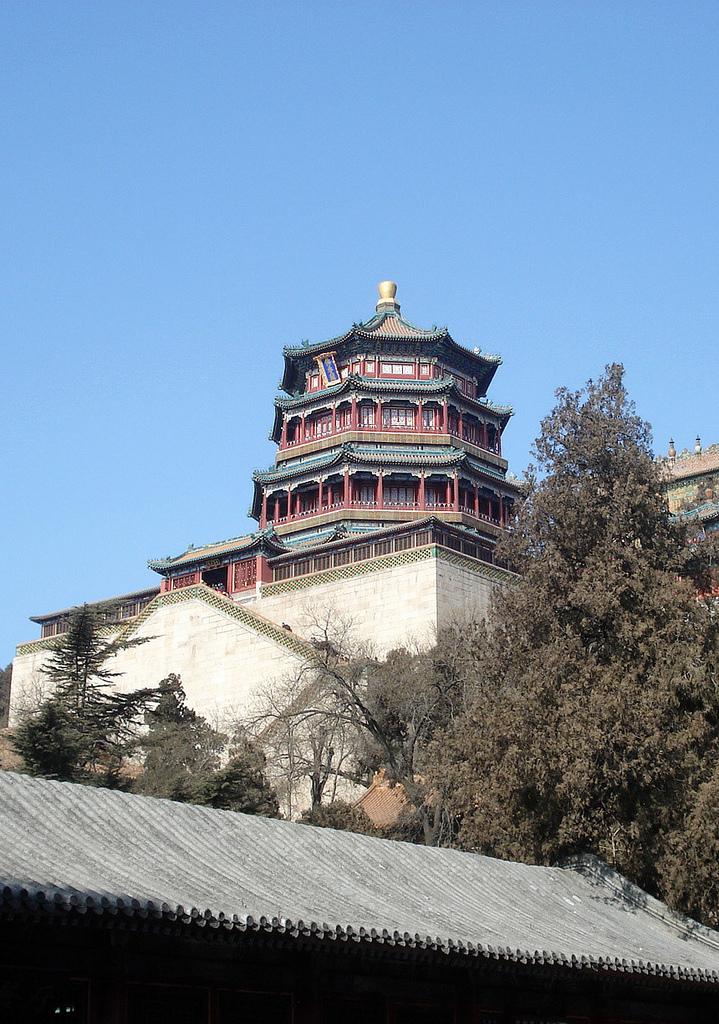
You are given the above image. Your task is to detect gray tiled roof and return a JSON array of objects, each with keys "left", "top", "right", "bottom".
[{"left": 1, "top": 771, "right": 719, "bottom": 985}]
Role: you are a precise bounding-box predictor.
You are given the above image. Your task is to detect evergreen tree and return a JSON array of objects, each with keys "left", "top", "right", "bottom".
[
  {"left": 299, "top": 800, "right": 378, "bottom": 835},
  {"left": 13, "top": 604, "right": 172, "bottom": 784},
  {"left": 194, "top": 733, "right": 280, "bottom": 817},
  {"left": 659, "top": 763, "right": 719, "bottom": 928},
  {"left": 136, "top": 681, "right": 226, "bottom": 800},
  {"left": 430, "top": 365, "right": 719, "bottom": 894},
  {"left": 0, "top": 663, "right": 11, "bottom": 727},
  {"left": 12, "top": 700, "right": 85, "bottom": 780}
]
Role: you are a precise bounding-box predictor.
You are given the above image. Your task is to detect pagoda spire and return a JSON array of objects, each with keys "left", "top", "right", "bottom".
[{"left": 376, "top": 280, "right": 400, "bottom": 313}]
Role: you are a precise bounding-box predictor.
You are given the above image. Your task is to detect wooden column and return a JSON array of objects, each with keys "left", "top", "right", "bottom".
[
  {"left": 445, "top": 477, "right": 452, "bottom": 506},
  {"left": 417, "top": 400, "right": 424, "bottom": 432},
  {"left": 318, "top": 478, "right": 323, "bottom": 510},
  {"left": 261, "top": 492, "right": 267, "bottom": 527},
  {"left": 274, "top": 494, "right": 280, "bottom": 521},
  {"left": 287, "top": 487, "right": 293, "bottom": 519},
  {"left": 453, "top": 474, "right": 459, "bottom": 511},
  {"left": 350, "top": 396, "right": 358, "bottom": 430},
  {"left": 419, "top": 473, "right": 426, "bottom": 511},
  {"left": 473, "top": 484, "right": 479, "bottom": 519},
  {"left": 327, "top": 481, "right": 333, "bottom": 506},
  {"left": 376, "top": 471, "right": 383, "bottom": 508},
  {"left": 344, "top": 468, "right": 350, "bottom": 507},
  {"left": 331, "top": 404, "right": 337, "bottom": 434},
  {"left": 281, "top": 418, "right": 287, "bottom": 448},
  {"left": 376, "top": 399, "right": 383, "bottom": 430},
  {"left": 457, "top": 410, "right": 463, "bottom": 440},
  {"left": 442, "top": 401, "right": 448, "bottom": 432}
]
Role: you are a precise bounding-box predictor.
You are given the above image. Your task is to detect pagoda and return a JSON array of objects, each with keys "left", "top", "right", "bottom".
[
  {"left": 13, "top": 283, "right": 520, "bottom": 728},
  {"left": 147, "top": 281, "right": 521, "bottom": 595}
]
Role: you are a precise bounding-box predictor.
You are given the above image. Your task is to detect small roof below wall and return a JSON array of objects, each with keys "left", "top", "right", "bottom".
[
  {"left": 29, "top": 586, "right": 160, "bottom": 624},
  {"left": 1, "top": 772, "right": 719, "bottom": 987}
]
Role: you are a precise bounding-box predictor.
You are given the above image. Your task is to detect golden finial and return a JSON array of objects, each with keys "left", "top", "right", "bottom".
[
  {"left": 376, "top": 280, "right": 400, "bottom": 313},
  {"left": 668, "top": 438, "right": 676, "bottom": 460}
]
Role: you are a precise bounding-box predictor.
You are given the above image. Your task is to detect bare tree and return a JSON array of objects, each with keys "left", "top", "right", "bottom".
[{"left": 246, "top": 604, "right": 472, "bottom": 844}]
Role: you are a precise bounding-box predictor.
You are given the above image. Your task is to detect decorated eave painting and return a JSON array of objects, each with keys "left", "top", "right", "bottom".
[{"left": 314, "top": 351, "right": 340, "bottom": 387}]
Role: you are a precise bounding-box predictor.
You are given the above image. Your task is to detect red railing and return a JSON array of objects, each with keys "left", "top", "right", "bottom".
[
  {"left": 269, "top": 501, "right": 502, "bottom": 525},
  {"left": 282, "top": 421, "right": 500, "bottom": 454}
]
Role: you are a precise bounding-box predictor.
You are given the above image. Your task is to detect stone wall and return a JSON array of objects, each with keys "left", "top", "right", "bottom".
[
  {"left": 10, "top": 588, "right": 311, "bottom": 728},
  {"left": 10, "top": 547, "right": 515, "bottom": 726}
]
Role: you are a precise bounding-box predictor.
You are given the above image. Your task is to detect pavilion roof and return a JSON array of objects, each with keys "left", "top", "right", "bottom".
[
  {"left": 2, "top": 771, "right": 719, "bottom": 987},
  {"left": 661, "top": 444, "right": 719, "bottom": 483},
  {"left": 280, "top": 308, "right": 502, "bottom": 396},
  {"left": 266, "top": 516, "right": 492, "bottom": 562},
  {"left": 253, "top": 442, "right": 512, "bottom": 483},
  {"left": 148, "top": 525, "right": 288, "bottom": 573},
  {"left": 676, "top": 500, "right": 719, "bottom": 525}
]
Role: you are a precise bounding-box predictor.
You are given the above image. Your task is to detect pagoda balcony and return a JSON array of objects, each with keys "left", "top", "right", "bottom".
[
  {"left": 263, "top": 471, "right": 512, "bottom": 531},
  {"left": 281, "top": 404, "right": 502, "bottom": 456},
  {"left": 268, "top": 501, "right": 504, "bottom": 527}
]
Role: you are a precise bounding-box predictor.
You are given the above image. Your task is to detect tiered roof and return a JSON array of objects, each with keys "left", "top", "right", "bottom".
[{"left": 280, "top": 305, "right": 502, "bottom": 396}]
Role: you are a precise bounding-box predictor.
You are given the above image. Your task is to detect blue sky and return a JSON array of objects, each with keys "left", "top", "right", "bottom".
[{"left": 2, "top": 1, "right": 718, "bottom": 665}]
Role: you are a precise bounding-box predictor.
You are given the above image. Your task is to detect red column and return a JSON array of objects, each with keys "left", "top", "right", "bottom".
[
  {"left": 350, "top": 396, "right": 358, "bottom": 430},
  {"left": 442, "top": 402, "right": 448, "bottom": 432},
  {"left": 473, "top": 485, "right": 479, "bottom": 519},
  {"left": 274, "top": 494, "right": 280, "bottom": 521},
  {"left": 256, "top": 555, "right": 273, "bottom": 584},
  {"left": 318, "top": 478, "right": 323, "bottom": 510},
  {"left": 417, "top": 401, "right": 423, "bottom": 432},
  {"left": 281, "top": 418, "right": 287, "bottom": 449},
  {"left": 445, "top": 477, "right": 452, "bottom": 506},
  {"left": 377, "top": 399, "right": 383, "bottom": 430},
  {"left": 419, "top": 474, "right": 426, "bottom": 511},
  {"left": 457, "top": 411, "right": 463, "bottom": 440},
  {"left": 376, "top": 472, "right": 383, "bottom": 508},
  {"left": 332, "top": 405, "right": 337, "bottom": 434},
  {"left": 344, "top": 469, "right": 350, "bottom": 507},
  {"left": 453, "top": 474, "right": 459, "bottom": 512},
  {"left": 328, "top": 481, "right": 333, "bottom": 506},
  {"left": 301, "top": 414, "right": 306, "bottom": 441},
  {"left": 261, "top": 492, "right": 267, "bottom": 527},
  {"left": 226, "top": 564, "right": 234, "bottom": 593},
  {"left": 287, "top": 488, "right": 293, "bottom": 519},
  {"left": 497, "top": 431, "right": 502, "bottom": 456}
]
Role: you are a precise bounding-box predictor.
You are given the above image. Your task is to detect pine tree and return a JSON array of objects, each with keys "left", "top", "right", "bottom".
[
  {"left": 14, "top": 604, "right": 173, "bottom": 784},
  {"left": 136, "top": 681, "right": 226, "bottom": 800},
  {"left": 194, "top": 733, "right": 280, "bottom": 817},
  {"left": 430, "top": 365, "right": 719, "bottom": 893}
]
